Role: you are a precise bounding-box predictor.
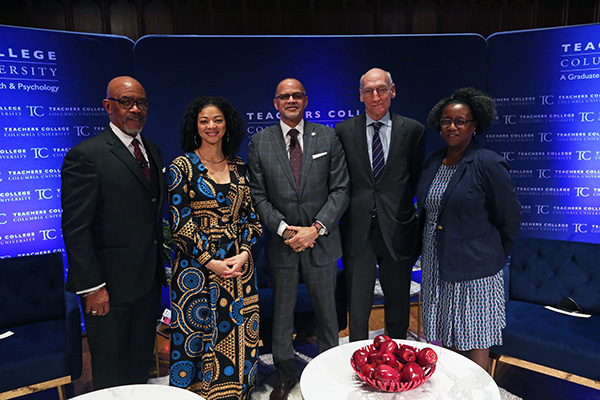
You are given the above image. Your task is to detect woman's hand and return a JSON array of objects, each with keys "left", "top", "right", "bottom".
[
  {"left": 222, "top": 251, "right": 249, "bottom": 276},
  {"left": 206, "top": 251, "right": 248, "bottom": 279}
]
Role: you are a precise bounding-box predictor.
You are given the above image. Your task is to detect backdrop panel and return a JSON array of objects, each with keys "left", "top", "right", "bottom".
[
  {"left": 0, "top": 25, "right": 134, "bottom": 262},
  {"left": 488, "top": 24, "right": 600, "bottom": 244},
  {"left": 133, "top": 34, "right": 488, "bottom": 166}
]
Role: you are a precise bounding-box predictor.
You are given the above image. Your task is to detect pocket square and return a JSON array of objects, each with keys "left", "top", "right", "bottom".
[
  {"left": 312, "top": 152, "right": 327, "bottom": 159},
  {"left": 162, "top": 167, "right": 166, "bottom": 173}
]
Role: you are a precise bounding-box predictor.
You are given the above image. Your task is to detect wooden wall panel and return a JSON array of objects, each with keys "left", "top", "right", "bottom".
[{"left": 0, "top": 0, "right": 598, "bottom": 39}]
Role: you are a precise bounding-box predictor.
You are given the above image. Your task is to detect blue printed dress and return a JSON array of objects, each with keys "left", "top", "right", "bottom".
[
  {"left": 421, "top": 163, "right": 505, "bottom": 351},
  {"left": 168, "top": 153, "right": 261, "bottom": 400}
]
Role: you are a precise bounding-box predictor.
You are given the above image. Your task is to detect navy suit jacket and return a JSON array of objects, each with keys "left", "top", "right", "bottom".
[
  {"left": 247, "top": 120, "right": 350, "bottom": 267},
  {"left": 61, "top": 126, "right": 167, "bottom": 304},
  {"left": 336, "top": 111, "right": 425, "bottom": 262},
  {"left": 416, "top": 141, "right": 522, "bottom": 282}
]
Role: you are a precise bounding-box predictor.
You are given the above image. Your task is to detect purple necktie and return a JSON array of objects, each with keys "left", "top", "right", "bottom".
[
  {"left": 288, "top": 129, "right": 302, "bottom": 189},
  {"left": 132, "top": 138, "right": 151, "bottom": 182},
  {"left": 371, "top": 122, "right": 384, "bottom": 183}
]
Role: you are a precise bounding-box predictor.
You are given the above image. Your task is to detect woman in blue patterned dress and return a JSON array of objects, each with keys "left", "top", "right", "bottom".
[
  {"left": 416, "top": 88, "right": 521, "bottom": 371},
  {"left": 168, "top": 96, "right": 262, "bottom": 399}
]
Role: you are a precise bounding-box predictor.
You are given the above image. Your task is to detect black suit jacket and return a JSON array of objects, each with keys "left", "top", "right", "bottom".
[
  {"left": 61, "top": 126, "right": 167, "bottom": 304},
  {"left": 336, "top": 111, "right": 425, "bottom": 261}
]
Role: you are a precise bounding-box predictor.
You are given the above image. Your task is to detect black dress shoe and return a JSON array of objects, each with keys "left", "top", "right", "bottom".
[{"left": 270, "top": 380, "right": 295, "bottom": 400}]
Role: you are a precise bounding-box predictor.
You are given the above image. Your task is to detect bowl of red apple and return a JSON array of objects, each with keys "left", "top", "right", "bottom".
[{"left": 350, "top": 335, "right": 438, "bottom": 392}]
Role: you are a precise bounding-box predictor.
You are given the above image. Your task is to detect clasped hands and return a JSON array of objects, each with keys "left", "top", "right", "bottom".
[
  {"left": 206, "top": 250, "right": 249, "bottom": 278},
  {"left": 284, "top": 225, "right": 318, "bottom": 252}
]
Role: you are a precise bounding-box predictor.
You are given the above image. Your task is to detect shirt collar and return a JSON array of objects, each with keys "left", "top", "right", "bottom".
[
  {"left": 280, "top": 119, "right": 305, "bottom": 137},
  {"left": 366, "top": 112, "right": 391, "bottom": 129}
]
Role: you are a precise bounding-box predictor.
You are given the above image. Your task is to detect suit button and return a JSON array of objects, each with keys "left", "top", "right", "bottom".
[
  {"left": 153, "top": 240, "right": 158, "bottom": 245},
  {"left": 151, "top": 198, "right": 157, "bottom": 203}
]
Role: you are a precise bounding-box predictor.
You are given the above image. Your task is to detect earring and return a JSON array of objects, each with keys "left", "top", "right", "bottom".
[
  {"left": 194, "top": 135, "right": 201, "bottom": 148},
  {"left": 225, "top": 132, "right": 230, "bottom": 144}
]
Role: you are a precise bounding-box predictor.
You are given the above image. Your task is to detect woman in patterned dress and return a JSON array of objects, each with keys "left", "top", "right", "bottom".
[
  {"left": 416, "top": 88, "right": 521, "bottom": 371},
  {"left": 168, "top": 96, "right": 262, "bottom": 399}
]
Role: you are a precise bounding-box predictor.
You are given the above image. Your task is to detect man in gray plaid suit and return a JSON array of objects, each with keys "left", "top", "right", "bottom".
[{"left": 248, "top": 78, "right": 350, "bottom": 400}]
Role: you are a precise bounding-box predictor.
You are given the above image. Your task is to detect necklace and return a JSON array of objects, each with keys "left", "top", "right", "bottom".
[{"left": 196, "top": 149, "right": 226, "bottom": 164}]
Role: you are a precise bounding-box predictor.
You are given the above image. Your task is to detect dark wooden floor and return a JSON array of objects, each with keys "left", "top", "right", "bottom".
[{"left": 19, "top": 304, "right": 600, "bottom": 400}]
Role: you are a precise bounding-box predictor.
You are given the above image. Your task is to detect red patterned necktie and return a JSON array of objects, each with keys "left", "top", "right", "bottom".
[
  {"left": 288, "top": 128, "right": 302, "bottom": 189},
  {"left": 132, "top": 138, "right": 151, "bottom": 182}
]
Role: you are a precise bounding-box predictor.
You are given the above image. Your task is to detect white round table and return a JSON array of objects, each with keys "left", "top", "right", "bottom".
[
  {"left": 70, "top": 384, "right": 205, "bottom": 400},
  {"left": 300, "top": 340, "right": 500, "bottom": 400}
]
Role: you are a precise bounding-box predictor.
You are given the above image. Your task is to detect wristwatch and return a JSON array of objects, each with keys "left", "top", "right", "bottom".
[{"left": 313, "top": 222, "right": 326, "bottom": 236}]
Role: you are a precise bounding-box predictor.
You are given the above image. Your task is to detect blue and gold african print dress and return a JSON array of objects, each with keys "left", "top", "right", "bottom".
[{"left": 168, "top": 152, "right": 261, "bottom": 400}]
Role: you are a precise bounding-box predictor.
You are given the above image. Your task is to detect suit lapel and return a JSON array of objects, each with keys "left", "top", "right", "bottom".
[
  {"left": 144, "top": 138, "right": 164, "bottom": 203},
  {"left": 379, "top": 112, "right": 405, "bottom": 183},
  {"left": 105, "top": 129, "right": 153, "bottom": 193},
  {"left": 300, "top": 121, "right": 317, "bottom": 194},
  {"left": 352, "top": 114, "right": 372, "bottom": 181},
  {"left": 438, "top": 143, "right": 476, "bottom": 214},
  {"left": 270, "top": 125, "right": 298, "bottom": 192}
]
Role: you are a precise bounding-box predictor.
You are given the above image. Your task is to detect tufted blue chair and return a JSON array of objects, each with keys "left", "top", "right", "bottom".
[
  {"left": 0, "top": 252, "right": 82, "bottom": 400},
  {"left": 490, "top": 237, "right": 600, "bottom": 389}
]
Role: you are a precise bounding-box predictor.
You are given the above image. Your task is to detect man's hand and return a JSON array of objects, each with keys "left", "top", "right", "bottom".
[
  {"left": 284, "top": 225, "right": 318, "bottom": 252},
  {"left": 85, "top": 287, "right": 110, "bottom": 317}
]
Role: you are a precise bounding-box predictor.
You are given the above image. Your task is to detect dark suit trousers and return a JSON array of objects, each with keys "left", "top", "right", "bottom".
[
  {"left": 83, "top": 279, "right": 161, "bottom": 390},
  {"left": 344, "top": 216, "right": 412, "bottom": 341},
  {"left": 271, "top": 251, "right": 339, "bottom": 382}
]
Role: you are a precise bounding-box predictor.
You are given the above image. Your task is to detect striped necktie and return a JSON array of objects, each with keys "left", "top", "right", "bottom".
[{"left": 371, "top": 122, "right": 384, "bottom": 183}]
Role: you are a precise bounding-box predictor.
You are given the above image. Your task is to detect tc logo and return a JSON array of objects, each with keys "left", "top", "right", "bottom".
[
  {"left": 39, "top": 229, "right": 57, "bottom": 240},
  {"left": 573, "top": 223, "right": 588, "bottom": 233},
  {"left": 535, "top": 205, "right": 549, "bottom": 215},
  {"left": 540, "top": 95, "right": 554, "bottom": 105},
  {"left": 503, "top": 115, "right": 517, "bottom": 125},
  {"left": 31, "top": 147, "right": 49, "bottom": 158},
  {"left": 574, "top": 187, "right": 590, "bottom": 197},
  {"left": 500, "top": 152, "right": 515, "bottom": 161},
  {"left": 35, "top": 188, "right": 53, "bottom": 200},
  {"left": 73, "top": 126, "right": 90, "bottom": 136},
  {"left": 0, "top": 213, "right": 7, "bottom": 225},
  {"left": 579, "top": 112, "right": 595, "bottom": 122},
  {"left": 537, "top": 169, "right": 552, "bottom": 179},
  {"left": 538, "top": 132, "right": 552, "bottom": 142},
  {"left": 26, "top": 106, "right": 44, "bottom": 117},
  {"left": 576, "top": 151, "right": 591, "bottom": 161}
]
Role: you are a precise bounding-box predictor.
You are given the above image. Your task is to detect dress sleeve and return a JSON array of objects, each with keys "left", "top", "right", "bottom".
[
  {"left": 237, "top": 163, "right": 262, "bottom": 254},
  {"left": 168, "top": 157, "right": 214, "bottom": 268}
]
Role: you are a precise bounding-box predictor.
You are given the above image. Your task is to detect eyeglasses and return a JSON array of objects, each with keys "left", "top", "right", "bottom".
[
  {"left": 440, "top": 118, "right": 474, "bottom": 128},
  {"left": 108, "top": 97, "right": 149, "bottom": 111},
  {"left": 361, "top": 86, "right": 390, "bottom": 98},
  {"left": 275, "top": 92, "right": 305, "bottom": 101}
]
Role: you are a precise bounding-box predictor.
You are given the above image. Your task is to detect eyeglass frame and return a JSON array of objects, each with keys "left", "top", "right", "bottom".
[
  {"left": 361, "top": 86, "right": 391, "bottom": 98},
  {"left": 440, "top": 118, "right": 475, "bottom": 129},
  {"left": 275, "top": 92, "right": 306, "bottom": 101},
  {"left": 107, "top": 97, "right": 150, "bottom": 111}
]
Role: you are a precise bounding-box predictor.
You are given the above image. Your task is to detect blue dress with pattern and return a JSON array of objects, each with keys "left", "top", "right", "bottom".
[
  {"left": 421, "top": 163, "right": 505, "bottom": 351},
  {"left": 168, "top": 153, "right": 262, "bottom": 400}
]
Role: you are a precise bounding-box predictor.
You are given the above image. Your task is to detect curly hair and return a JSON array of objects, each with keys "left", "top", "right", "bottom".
[
  {"left": 427, "top": 87, "right": 497, "bottom": 133},
  {"left": 180, "top": 96, "right": 244, "bottom": 156}
]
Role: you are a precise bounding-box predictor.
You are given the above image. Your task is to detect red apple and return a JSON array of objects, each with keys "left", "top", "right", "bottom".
[
  {"left": 360, "top": 363, "right": 377, "bottom": 379},
  {"left": 375, "top": 351, "right": 397, "bottom": 366},
  {"left": 373, "top": 334, "right": 391, "bottom": 349},
  {"left": 379, "top": 339, "right": 398, "bottom": 354},
  {"left": 374, "top": 363, "right": 399, "bottom": 383},
  {"left": 416, "top": 347, "right": 438, "bottom": 368},
  {"left": 396, "top": 347, "right": 417, "bottom": 363},
  {"left": 400, "top": 361, "right": 424, "bottom": 382},
  {"left": 394, "top": 361, "right": 404, "bottom": 375},
  {"left": 367, "top": 350, "right": 379, "bottom": 364},
  {"left": 352, "top": 349, "right": 370, "bottom": 369}
]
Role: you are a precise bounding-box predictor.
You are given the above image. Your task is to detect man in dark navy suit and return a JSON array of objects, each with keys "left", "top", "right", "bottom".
[
  {"left": 61, "top": 76, "right": 166, "bottom": 389},
  {"left": 336, "top": 68, "right": 425, "bottom": 342}
]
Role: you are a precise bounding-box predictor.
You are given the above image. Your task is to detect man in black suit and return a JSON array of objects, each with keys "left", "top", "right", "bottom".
[
  {"left": 61, "top": 76, "right": 166, "bottom": 389},
  {"left": 248, "top": 78, "right": 349, "bottom": 400},
  {"left": 336, "top": 68, "right": 425, "bottom": 341}
]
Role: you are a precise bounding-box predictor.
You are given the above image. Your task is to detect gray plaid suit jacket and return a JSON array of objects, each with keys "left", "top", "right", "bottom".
[{"left": 247, "top": 120, "right": 350, "bottom": 267}]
